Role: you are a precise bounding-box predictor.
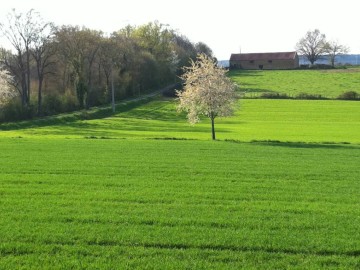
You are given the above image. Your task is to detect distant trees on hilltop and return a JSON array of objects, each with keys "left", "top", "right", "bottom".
[
  {"left": 296, "top": 29, "right": 349, "bottom": 67},
  {"left": 0, "top": 9, "right": 213, "bottom": 121}
]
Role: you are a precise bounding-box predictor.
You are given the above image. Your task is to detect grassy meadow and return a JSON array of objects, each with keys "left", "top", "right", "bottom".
[
  {"left": 1, "top": 138, "right": 359, "bottom": 269},
  {"left": 1, "top": 98, "right": 359, "bottom": 144},
  {"left": 1, "top": 69, "right": 359, "bottom": 269},
  {"left": 229, "top": 68, "right": 360, "bottom": 98}
]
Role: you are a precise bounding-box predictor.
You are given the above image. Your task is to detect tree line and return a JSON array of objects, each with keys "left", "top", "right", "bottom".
[{"left": 0, "top": 9, "right": 213, "bottom": 121}]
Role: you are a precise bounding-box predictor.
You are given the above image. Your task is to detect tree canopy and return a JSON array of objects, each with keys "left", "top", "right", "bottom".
[
  {"left": 0, "top": 10, "right": 213, "bottom": 121},
  {"left": 296, "top": 29, "right": 349, "bottom": 66},
  {"left": 324, "top": 40, "right": 349, "bottom": 67},
  {"left": 296, "top": 29, "right": 327, "bottom": 65}
]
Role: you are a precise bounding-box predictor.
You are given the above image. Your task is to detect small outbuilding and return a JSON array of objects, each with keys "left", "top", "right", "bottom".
[{"left": 230, "top": 52, "right": 299, "bottom": 70}]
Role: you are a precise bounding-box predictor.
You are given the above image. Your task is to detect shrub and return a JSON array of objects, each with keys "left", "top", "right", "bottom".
[
  {"left": 295, "top": 93, "right": 327, "bottom": 100},
  {"left": 42, "top": 92, "right": 81, "bottom": 116},
  {"left": 260, "top": 92, "right": 290, "bottom": 99},
  {"left": 310, "top": 64, "right": 334, "bottom": 69},
  {"left": 87, "top": 87, "right": 107, "bottom": 107},
  {"left": 299, "top": 64, "right": 309, "bottom": 69},
  {"left": 337, "top": 91, "right": 359, "bottom": 100},
  {"left": 42, "top": 94, "right": 64, "bottom": 116},
  {"left": 162, "top": 83, "right": 182, "bottom": 97},
  {"left": 0, "top": 99, "right": 35, "bottom": 122},
  {"left": 61, "top": 90, "right": 79, "bottom": 112}
]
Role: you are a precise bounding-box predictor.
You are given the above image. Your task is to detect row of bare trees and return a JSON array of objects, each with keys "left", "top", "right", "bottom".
[
  {"left": 296, "top": 29, "right": 349, "bottom": 67},
  {"left": 0, "top": 9, "right": 213, "bottom": 119}
]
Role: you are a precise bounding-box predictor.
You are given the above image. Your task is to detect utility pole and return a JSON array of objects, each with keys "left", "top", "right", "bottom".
[{"left": 111, "top": 64, "right": 115, "bottom": 113}]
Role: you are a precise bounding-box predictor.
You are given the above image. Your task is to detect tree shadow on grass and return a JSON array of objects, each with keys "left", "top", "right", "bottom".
[
  {"left": 225, "top": 139, "right": 359, "bottom": 149},
  {"left": 228, "top": 70, "right": 264, "bottom": 77},
  {"left": 242, "top": 88, "right": 276, "bottom": 93},
  {"left": 118, "top": 101, "right": 184, "bottom": 122},
  {"left": 250, "top": 140, "right": 359, "bottom": 149},
  {"left": 0, "top": 98, "right": 154, "bottom": 131}
]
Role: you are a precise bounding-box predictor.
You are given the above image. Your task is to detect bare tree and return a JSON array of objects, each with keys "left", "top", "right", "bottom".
[
  {"left": 177, "top": 54, "right": 238, "bottom": 140},
  {"left": 79, "top": 29, "right": 102, "bottom": 109},
  {"left": 0, "top": 9, "right": 44, "bottom": 107},
  {"left": 98, "top": 37, "right": 115, "bottom": 98},
  {"left": 324, "top": 40, "right": 349, "bottom": 67},
  {"left": 54, "top": 26, "right": 102, "bottom": 108},
  {"left": 0, "top": 48, "right": 22, "bottom": 97},
  {"left": 31, "top": 20, "right": 56, "bottom": 115},
  {"left": 296, "top": 29, "right": 327, "bottom": 65}
]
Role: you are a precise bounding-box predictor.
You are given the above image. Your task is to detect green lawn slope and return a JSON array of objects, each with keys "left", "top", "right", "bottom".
[
  {"left": 229, "top": 68, "right": 360, "bottom": 98},
  {"left": 0, "top": 94, "right": 359, "bottom": 269},
  {"left": 1, "top": 98, "right": 359, "bottom": 144}
]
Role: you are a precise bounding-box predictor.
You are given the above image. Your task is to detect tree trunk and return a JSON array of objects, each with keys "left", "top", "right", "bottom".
[
  {"left": 331, "top": 56, "right": 335, "bottom": 68},
  {"left": 26, "top": 47, "right": 31, "bottom": 104},
  {"left": 86, "top": 78, "right": 91, "bottom": 110},
  {"left": 211, "top": 116, "right": 216, "bottom": 140},
  {"left": 21, "top": 71, "right": 28, "bottom": 107},
  {"left": 111, "top": 69, "right": 115, "bottom": 113},
  {"left": 38, "top": 76, "right": 43, "bottom": 116}
]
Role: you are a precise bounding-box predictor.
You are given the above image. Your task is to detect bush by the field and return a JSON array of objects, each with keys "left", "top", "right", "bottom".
[
  {"left": 42, "top": 93, "right": 79, "bottom": 116},
  {"left": 299, "top": 64, "right": 335, "bottom": 69},
  {"left": 0, "top": 93, "right": 80, "bottom": 122},
  {"left": 337, "top": 91, "right": 360, "bottom": 100},
  {"left": 42, "top": 94, "right": 65, "bottom": 116},
  {"left": 260, "top": 92, "right": 290, "bottom": 99},
  {"left": 0, "top": 99, "right": 35, "bottom": 122},
  {"left": 295, "top": 92, "right": 327, "bottom": 100},
  {"left": 259, "top": 92, "right": 327, "bottom": 100},
  {"left": 162, "top": 83, "right": 182, "bottom": 97}
]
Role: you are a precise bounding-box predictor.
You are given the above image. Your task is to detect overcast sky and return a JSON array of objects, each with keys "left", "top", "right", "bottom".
[{"left": 1, "top": 0, "right": 359, "bottom": 60}]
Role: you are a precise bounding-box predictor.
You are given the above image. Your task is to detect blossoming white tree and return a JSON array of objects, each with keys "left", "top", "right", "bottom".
[
  {"left": 0, "top": 68, "right": 15, "bottom": 106},
  {"left": 177, "top": 53, "right": 238, "bottom": 140}
]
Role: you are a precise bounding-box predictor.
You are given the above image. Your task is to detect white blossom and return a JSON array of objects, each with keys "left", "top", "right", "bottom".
[
  {"left": 0, "top": 68, "right": 16, "bottom": 105},
  {"left": 177, "top": 53, "right": 238, "bottom": 139}
]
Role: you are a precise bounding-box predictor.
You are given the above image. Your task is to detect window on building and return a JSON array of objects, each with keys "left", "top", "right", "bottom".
[
  {"left": 268, "top": 60, "right": 273, "bottom": 63},
  {"left": 249, "top": 60, "right": 254, "bottom": 64}
]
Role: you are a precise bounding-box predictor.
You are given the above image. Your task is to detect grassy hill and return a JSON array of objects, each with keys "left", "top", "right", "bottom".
[
  {"left": 1, "top": 98, "right": 359, "bottom": 144},
  {"left": 1, "top": 86, "right": 359, "bottom": 268},
  {"left": 229, "top": 68, "right": 360, "bottom": 98}
]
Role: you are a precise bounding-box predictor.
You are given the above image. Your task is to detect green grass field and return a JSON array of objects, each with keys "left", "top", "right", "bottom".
[
  {"left": 1, "top": 99, "right": 359, "bottom": 144},
  {"left": 1, "top": 138, "right": 359, "bottom": 269},
  {"left": 229, "top": 68, "right": 360, "bottom": 98},
  {"left": 1, "top": 92, "right": 359, "bottom": 268}
]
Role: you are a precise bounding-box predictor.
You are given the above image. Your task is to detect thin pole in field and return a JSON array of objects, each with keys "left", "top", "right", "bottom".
[{"left": 111, "top": 63, "right": 115, "bottom": 113}]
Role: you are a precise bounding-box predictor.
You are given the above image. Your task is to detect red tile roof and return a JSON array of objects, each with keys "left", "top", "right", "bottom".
[{"left": 230, "top": 52, "right": 297, "bottom": 61}]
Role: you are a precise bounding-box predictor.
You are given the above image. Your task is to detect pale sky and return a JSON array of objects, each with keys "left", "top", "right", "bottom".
[{"left": 1, "top": 0, "right": 359, "bottom": 60}]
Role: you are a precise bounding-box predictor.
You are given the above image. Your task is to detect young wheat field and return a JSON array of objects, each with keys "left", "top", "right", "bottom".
[{"left": 1, "top": 92, "right": 359, "bottom": 269}]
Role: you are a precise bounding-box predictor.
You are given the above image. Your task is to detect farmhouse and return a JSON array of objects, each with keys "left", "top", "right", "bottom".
[{"left": 230, "top": 51, "right": 299, "bottom": 70}]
